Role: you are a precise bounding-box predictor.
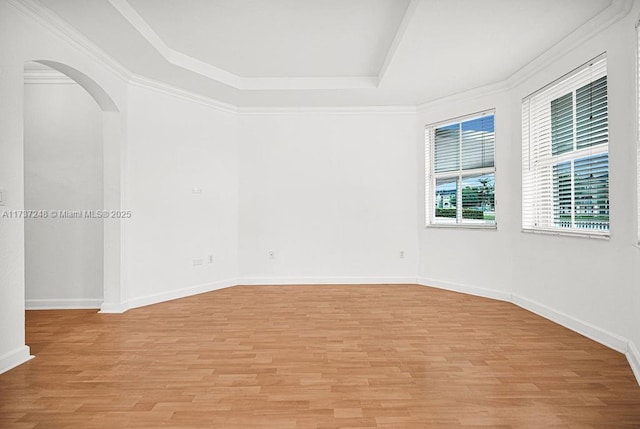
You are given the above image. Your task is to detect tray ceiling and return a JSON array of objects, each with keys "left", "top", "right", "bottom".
[{"left": 33, "top": 0, "right": 617, "bottom": 106}]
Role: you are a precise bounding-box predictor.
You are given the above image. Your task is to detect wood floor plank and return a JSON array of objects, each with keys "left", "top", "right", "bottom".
[{"left": 1, "top": 284, "right": 639, "bottom": 428}]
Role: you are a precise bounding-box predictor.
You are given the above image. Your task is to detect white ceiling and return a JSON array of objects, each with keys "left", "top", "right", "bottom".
[
  {"left": 34, "top": 0, "right": 616, "bottom": 107},
  {"left": 127, "top": 0, "right": 410, "bottom": 78}
]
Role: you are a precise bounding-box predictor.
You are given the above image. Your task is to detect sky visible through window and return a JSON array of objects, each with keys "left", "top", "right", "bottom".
[{"left": 431, "top": 113, "right": 496, "bottom": 224}]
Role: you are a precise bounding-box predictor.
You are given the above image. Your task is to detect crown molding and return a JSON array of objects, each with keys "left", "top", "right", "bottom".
[
  {"left": 378, "top": 0, "right": 420, "bottom": 86},
  {"left": 239, "top": 105, "right": 417, "bottom": 115},
  {"left": 417, "top": 0, "right": 631, "bottom": 114},
  {"left": 506, "top": 0, "right": 633, "bottom": 89},
  {"left": 8, "top": 0, "right": 634, "bottom": 115},
  {"left": 107, "top": 0, "right": 391, "bottom": 91},
  {"left": 106, "top": 0, "right": 241, "bottom": 89},
  {"left": 24, "top": 68, "right": 75, "bottom": 84},
  {"left": 238, "top": 76, "right": 377, "bottom": 91},
  {"left": 130, "top": 75, "right": 409, "bottom": 115},
  {"left": 129, "top": 74, "right": 238, "bottom": 114},
  {"left": 9, "top": 0, "right": 239, "bottom": 114},
  {"left": 416, "top": 80, "right": 509, "bottom": 113},
  {"left": 9, "top": 0, "right": 131, "bottom": 83}
]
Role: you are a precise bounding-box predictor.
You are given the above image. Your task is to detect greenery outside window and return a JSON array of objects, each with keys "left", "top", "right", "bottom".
[{"left": 425, "top": 111, "right": 496, "bottom": 227}]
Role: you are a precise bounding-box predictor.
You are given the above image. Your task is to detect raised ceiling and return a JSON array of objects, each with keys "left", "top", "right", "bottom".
[
  {"left": 127, "top": 0, "right": 410, "bottom": 78},
  {"left": 32, "top": 0, "right": 618, "bottom": 107}
]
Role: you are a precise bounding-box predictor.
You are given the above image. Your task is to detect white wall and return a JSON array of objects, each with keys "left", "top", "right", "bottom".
[
  {"left": 124, "top": 85, "right": 239, "bottom": 306},
  {"left": 1, "top": 0, "right": 638, "bottom": 384},
  {"left": 416, "top": 90, "right": 515, "bottom": 299},
  {"left": 238, "top": 112, "right": 418, "bottom": 282},
  {"left": 0, "top": 0, "right": 128, "bottom": 372},
  {"left": 0, "top": 46, "right": 30, "bottom": 373},
  {"left": 24, "top": 79, "right": 103, "bottom": 308},
  {"left": 416, "top": 4, "right": 640, "bottom": 374},
  {"left": 509, "top": 6, "right": 640, "bottom": 361}
]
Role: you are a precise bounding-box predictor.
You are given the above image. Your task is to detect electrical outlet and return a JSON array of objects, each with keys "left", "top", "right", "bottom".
[
  {"left": 268, "top": 250, "right": 275, "bottom": 259},
  {"left": 208, "top": 255, "right": 213, "bottom": 264},
  {"left": 400, "top": 250, "right": 405, "bottom": 259},
  {"left": 193, "top": 258, "right": 203, "bottom": 266}
]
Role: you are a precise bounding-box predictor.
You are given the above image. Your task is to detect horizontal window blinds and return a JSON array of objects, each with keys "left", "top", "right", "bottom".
[
  {"left": 576, "top": 76, "right": 608, "bottom": 149},
  {"left": 462, "top": 116, "right": 495, "bottom": 170},
  {"left": 425, "top": 128, "right": 433, "bottom": 226},
  {"left": 426, "top": 111, "right": 495, "bottom": 226},
  {"left": 522, "top": 55, "right": 608, "bottom": 235},
  {"left": 434, "top": 124, "right": 459, "bottom": 173}
]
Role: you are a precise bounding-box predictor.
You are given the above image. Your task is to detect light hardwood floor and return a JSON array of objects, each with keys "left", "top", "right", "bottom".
[{"left": 1, "top": 285, "right": 639, "bottom": 428}]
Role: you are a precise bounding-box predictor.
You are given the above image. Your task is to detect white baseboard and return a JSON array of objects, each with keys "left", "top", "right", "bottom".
[
  {"left": 34, "top": 275, "right": 637, "bottom": 388},
  {"left": 627, "top": 341, "right": 640, "bottom": 386},
  {"left": 26, "top": 298, "right": 103, "bottom": 310},
  {"left": 237, "top": 276, "right": 418, "bottom": 286},
  {"left": 125, "top": 278, "right": 237, "bottom": 311},
  {"left": 416, "top": 277, "right": 511, "bottom": 302},
  {"left": 511, "top": 293, "right": 628, "bottom": 354},
  {"left": 0, "top": 346, "right": 33, "bottom": 375},
  {"left": 416, "top": 277, "right": 637, "bottom": 386},
  {"left": 99, "top": 301, "right": 129, "bottom": 314}
]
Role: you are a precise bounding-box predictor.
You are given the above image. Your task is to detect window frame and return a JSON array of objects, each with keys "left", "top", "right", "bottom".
[
  {"left": 522, "top": 53, "right": 609, "bottom": 239},
  {"left": 425, "top": 109, "right": 497, "bottom": 229}
]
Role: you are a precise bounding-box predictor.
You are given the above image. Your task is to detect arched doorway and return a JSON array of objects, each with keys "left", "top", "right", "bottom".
[{"left": 23, "top": 60, "right": 125, "bottom": 314}]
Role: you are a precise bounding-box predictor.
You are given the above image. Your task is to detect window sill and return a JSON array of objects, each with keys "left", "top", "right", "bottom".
[
  {"left": 521, "top": 228, "right": 609, "bottom": 240},
  {"left": 427, "top": 223, "right": 497, "bottom": 230}
]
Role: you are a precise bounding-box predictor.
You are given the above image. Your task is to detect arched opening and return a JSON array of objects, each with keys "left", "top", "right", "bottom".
[{"left": 23, "top": 60, "right": 125, "bottom": 316}]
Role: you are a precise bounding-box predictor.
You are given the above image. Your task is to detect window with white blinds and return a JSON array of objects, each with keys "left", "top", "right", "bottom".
[
  {"left": 522, "top": 54, "right": 609, "bottom": 236},
  {"left": 425, "top": 111, "right": 496, "bottom": 226}
]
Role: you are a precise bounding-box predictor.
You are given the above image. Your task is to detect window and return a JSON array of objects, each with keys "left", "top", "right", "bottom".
[
  {"left": 522, "top": 54, "right": 609, "bottom": 237},
  {"left": 425, "top": 111, "right": 496, "bottom": 226}
]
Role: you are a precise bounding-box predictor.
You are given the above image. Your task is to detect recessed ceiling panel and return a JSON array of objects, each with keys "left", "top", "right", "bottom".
[
  {"left": 126, "top": 0, "right": 411, "bottom": 77},
  {"left": 32, "top": 0, "right": 621, "bottom": 107},
  {"left": 383, "top": 0, "right": 613, "bottom": 96}
]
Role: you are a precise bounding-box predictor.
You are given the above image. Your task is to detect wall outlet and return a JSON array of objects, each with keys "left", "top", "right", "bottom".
[
  {"left": 268, "top": 250, "right": 275, "bottom": 259},
  {"left": 193, "top": 258, "right": 203, "bottom": 266},
  {"left": 208, "top": 255, "right": 213, "bottom": 263},
  {"left": 400, "top": 250, "right": 405, "bottom": 259}
]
